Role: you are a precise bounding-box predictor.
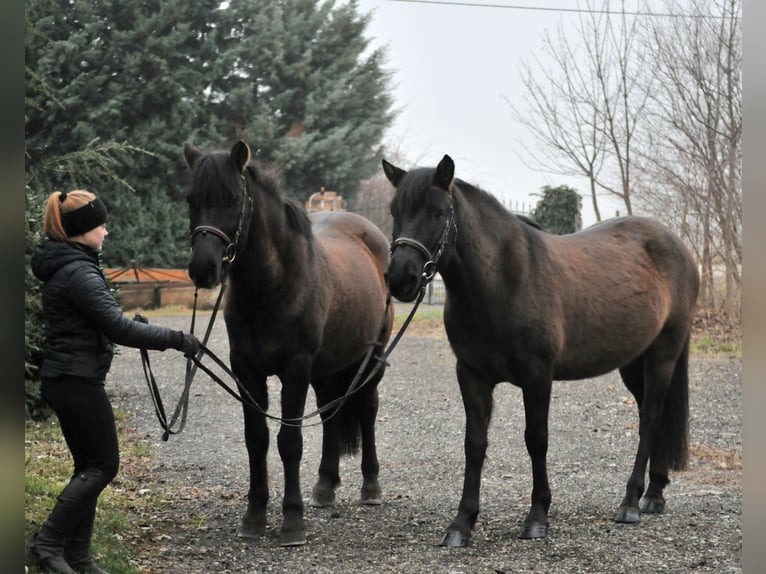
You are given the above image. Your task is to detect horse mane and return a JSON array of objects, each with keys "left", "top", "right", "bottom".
[
  {"left": 243, "top": 164, "right": 313, "bottom": 239},
  {"left": 391, "top": 167, "right": 438, "bottom": 208},
  {"left": 187, "top": 150, "right": 243, "bottom": 206},
  {"left": 517, "top": 213, "right": 544, "bottom": 231},
  {"left": 394, "top": 167, "right": 542, "bottom": 232},
  {"left": 188, "top": 148, "right": 312, "bottom": 239},
  {"left": 453, "top": 177, "right": 543, "bottom": 231}
]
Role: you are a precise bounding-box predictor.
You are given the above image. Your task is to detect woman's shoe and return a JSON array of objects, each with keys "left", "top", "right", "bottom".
[
  {"left": 67, "top": 558, "right": 109, "bottom": 574},
  {"left": 27, "top": 535, "right": 77, "bottom": 574}
]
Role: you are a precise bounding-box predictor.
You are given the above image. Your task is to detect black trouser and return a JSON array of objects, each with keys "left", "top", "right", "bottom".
[
  {"left": 42, "top": 377, "right": 120, "bottom": 483},
  {"left": 35, "top": 377, "right": 120, "bottom": 558}
]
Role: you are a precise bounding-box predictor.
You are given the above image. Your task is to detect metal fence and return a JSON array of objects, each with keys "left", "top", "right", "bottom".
[{"left": 423, "top": 273, "right": 446, "bottom": 305}]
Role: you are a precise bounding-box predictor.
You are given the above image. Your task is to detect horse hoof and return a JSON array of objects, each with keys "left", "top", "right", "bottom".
[
  {"left": 640, "top": 497, "right": 666, "bottom": 514},
  {"left": 439, "top": 529, "right": 470, "bottom": 547},
  {"left": 614, "top": 505, "right": 641, "bottom": 524},
  {"left": 237, "top": 518, "right": 266, "bottom": 538},
  {"left": 280, "top": 528, "right": 307, "bottom": 547},
  {"left": 310, "top": 485, "right": 335, "bottom": 508},
  {"left": 518, "top": 522, "right": 548, "bottom": 539},
  {"left": 360, "top": 485, "right": 383, "bottom": 506}
]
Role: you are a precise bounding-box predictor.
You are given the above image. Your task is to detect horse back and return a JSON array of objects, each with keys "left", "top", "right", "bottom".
[
  {"left": 310, "top": 211, "right": 390, "bottom": 275},
  {"left": 446, "top": 216, "right": 698, "bottom": 382},
  {"left": 309, "top": 211, "right": 393, "bottom": 373},
  {"left": 540, "top": 216, "right": 698, "bottom": 376}
]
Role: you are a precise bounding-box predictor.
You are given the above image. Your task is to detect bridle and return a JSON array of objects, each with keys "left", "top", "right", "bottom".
[
  {"left": 189, "top": 173, "right": 253, "bottom": 264},
  {"left": 390, "top": 200, "right": 457, "bottom": 283},
  {"left": 141, "top": 172, "right": 252, "bottom": 441}
]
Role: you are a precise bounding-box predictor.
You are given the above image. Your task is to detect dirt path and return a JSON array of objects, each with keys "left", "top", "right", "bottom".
[{"left": 107, "top": 312, "right": 742, "bottom": 573}]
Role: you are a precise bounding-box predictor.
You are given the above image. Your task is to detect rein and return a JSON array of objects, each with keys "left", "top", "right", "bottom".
[
  {"left": 140, "top": 173, "right": 446, "bottom": 436},
  {"left": 140, "top": 284, "right": 428, "bottom": 435},
  {"left": 138, "top": 279, "right": 228, "bottom": 441},
  {"left": 185, "top": 289, "right": 426, "bottom": 428}
]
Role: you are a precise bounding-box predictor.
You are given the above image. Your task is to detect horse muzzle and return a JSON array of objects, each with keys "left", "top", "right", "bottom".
[
  {"left": 385, "top": 254, "right": 424, "bottom": 302},
  {"left": 188, "top": 249, "right": 225, "bottom": 289}
]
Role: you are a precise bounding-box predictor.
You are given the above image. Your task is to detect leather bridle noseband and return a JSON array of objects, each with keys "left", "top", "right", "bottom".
[
  {"left": 390, "top": 201, "right": 456, "bottom": 283},
  {"left": 189, "top": 174, "right": 253, "bottom": 264}
]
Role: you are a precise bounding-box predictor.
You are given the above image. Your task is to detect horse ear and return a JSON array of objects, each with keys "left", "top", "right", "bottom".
[
  {"left": 434, "top": 155, "right": 455, "bottom": 191},
  {"left": 382, "top": 159, "right": 407, "bottom": 187},
  {"left": 231, "top": 140, "right": 252, "bottom": 173},
  {"left": 183, "top": 143, "right": 201, "bottom": 169}
]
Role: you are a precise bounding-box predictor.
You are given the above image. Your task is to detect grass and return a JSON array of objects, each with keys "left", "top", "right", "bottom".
[
  {"left": 690, "top": 334, "right": 740, "bottom": 357},
  {"left": 24, "top": 411, "right": 176, "bottom": 574},
  {"left": 393, "top": 303, "right": 443, "bottom": 326}
]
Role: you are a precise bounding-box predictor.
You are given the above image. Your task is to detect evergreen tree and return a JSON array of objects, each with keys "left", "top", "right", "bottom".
[
  {"left": 26, "top": 0, "right": 396, "bottom": 268},
  {"left": 26, "top": 0, "right": 221, "bottom": 267},
  {"left": 209, "top": 0, "right": 395, "bottom": 204},
  {"left": 531, "top": 185, "right": 583, "bottom": 235}
]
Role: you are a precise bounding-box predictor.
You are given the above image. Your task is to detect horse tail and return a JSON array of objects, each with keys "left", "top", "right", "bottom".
[
  {"left": 339, "top": 405, "right": 362, "bottom": 456},
  {"left": 658, "top": 336, "right": 690, "bottom": 470},
  {"left": 337, "top": 383, "right": 380, "bottom": 456}
]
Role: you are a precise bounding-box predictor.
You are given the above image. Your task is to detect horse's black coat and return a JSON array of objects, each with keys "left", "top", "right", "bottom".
[
  {"left": 383, "top": 154, "right": 699, "bottom": 546},
  {"left": 184, "top": 141, "right": 394, "bottom": 546}
]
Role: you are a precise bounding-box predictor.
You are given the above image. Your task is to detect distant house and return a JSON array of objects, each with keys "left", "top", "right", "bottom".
[{"left": 305, "top": 187, "right": 344, "bottom": 212}]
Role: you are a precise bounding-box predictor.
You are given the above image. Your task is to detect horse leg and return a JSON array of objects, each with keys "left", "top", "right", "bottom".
[
  {"left": 358, "top": 384, "right": 383, "bottom": 505},
  {"left": 641, "top": 455, "right": 670, "bottom": 514},
  {"left": 237, "top": 375, "right": 270, "bottom": 539},
  {"left": 640, "top": 337, "right": 690, "bottom": 515},
  {"left": 619, "top": 357, "right": 667, "bottom": 515},
  {"left": 277, "top": 369, "right": 311, "bottom": 546},
  {"left": 310, "top": 377, "right": 341, "bottom": 508},
  {"left": 615, "top": 342, "right": 680, "bottom": 524},
  {"left": 518, "top": 376, "right": 553, "bottom": 539},
  {"left": 440, "top": 361, "right": 494, "bottom": 548}
]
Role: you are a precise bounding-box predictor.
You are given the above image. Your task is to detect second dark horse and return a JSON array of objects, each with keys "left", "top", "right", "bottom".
[{"left": 383, "top": 154, "right": 700, "bottom": 546}]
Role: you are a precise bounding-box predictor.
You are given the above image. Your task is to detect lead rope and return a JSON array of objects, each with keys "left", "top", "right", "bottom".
[
  {"left": 185, "top": 286, "right": 426, "bottom": 428},
  {"left": 138, "top": 278, "right": 228, "bottom": 441},
  {"left": 141, "top": 267, "right": 433, "bottom": 435}
]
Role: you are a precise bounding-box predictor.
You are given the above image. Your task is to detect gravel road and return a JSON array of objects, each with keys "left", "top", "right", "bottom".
[{"left": 107, "top": 310, "right": 742, "bottom": 573}]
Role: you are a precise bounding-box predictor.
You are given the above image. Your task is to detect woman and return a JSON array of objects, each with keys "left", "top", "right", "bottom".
[{"left": 28, "top": 190, "right": 200, "bottom": 574}]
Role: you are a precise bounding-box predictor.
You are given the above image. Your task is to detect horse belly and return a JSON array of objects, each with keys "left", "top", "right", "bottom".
[
  {"left": 553, "top": 316, "right": 662, "bottom": 380},
  {"left": 314, "top": 283, "right": 390, "bottom": 377}
]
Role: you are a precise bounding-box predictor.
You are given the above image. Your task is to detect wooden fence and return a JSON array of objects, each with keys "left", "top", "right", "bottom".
[{"left": 103, "top": 267, "right": 222, "bottom": 311}]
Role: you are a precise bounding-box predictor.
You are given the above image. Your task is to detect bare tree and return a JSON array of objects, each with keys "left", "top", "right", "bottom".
[
  {"left": 350, "top": 142, "right": 412, "bottom": 239},
  {"left": 510, "top": 0, "right": 650, "bottom": 221},
  {"left": 354, "top": 175, "right": 395, "bottom": 239},
  {"left": 637, "top": 0, "right": 741, "bottom": 317}
]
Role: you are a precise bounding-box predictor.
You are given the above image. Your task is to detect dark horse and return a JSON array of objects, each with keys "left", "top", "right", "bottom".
[
  {"left": 383, "top": 155, "right": 699, "bottom": 546},
  {"left": 184, "top": 140, "right": 394, "bottom": 546}
]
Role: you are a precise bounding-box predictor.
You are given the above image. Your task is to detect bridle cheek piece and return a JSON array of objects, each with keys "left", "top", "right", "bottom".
[{"left": 390, "top": 202, "right": 456, "bottom": 283}]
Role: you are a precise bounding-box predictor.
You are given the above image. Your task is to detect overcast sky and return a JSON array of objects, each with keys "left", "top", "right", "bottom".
[{"left": 356, "top": 0, "right": 655, "bottom": 226}]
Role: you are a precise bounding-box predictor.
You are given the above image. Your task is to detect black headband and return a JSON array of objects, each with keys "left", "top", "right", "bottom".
[{"left": 61, "top": 198, "right": 108, "bottom": 237}]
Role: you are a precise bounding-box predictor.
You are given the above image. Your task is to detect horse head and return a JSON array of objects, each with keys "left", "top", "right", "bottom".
[
  {"left": 184, "top": 140, "right": 253, "bottom": 289},
  {"left": 383, "top": 154, "right": 456, "bottom": 302}
]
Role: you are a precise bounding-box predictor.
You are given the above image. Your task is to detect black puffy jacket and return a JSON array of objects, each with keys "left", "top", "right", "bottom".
[{"left": 30, "top": 239, "right": 185, "bottom": 381}]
